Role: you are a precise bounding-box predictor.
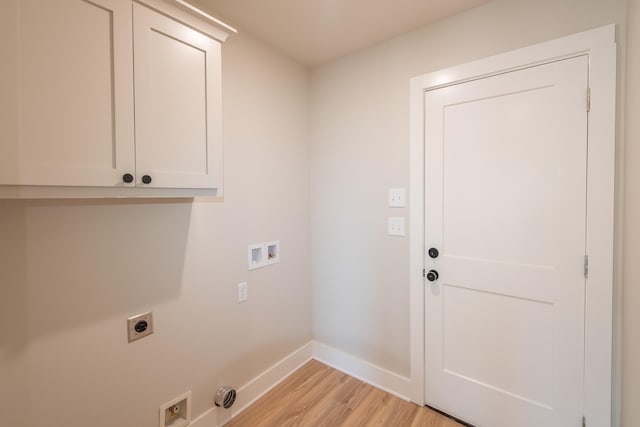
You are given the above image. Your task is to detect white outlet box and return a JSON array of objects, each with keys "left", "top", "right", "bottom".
[
  {"left": 238, "top": 282, "right": 248, "bottom": 303},
  {"left": 248, "top": 241, "right": 280, "bottom": 270},
  {"left": 264, "top": 241, "right": 280, "bottom": 265},
  {"left": 159, "top": 391, "right": 191, "bottom": 427},
  {"left": 248, "top": 244, "right": 264, "bottom": 270},
  {"left": 388, "top": 217, "right": 406, "bottom": 236}
]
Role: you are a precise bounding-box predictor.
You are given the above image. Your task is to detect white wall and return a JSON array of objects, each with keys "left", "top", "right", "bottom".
[
  {"left": 3, "top": 0, "right": 639, "bottom": 425},
  {"left": 0, "top": 31, "right": 311, "bottom": 427},
  {"left": 623, "top": 0, "right": 640, "bottom": 424},
  {"left": 310, "top": 0, "right": 627, "bottom": 399}
]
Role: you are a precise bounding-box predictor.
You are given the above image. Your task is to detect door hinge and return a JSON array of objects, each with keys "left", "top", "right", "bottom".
[
  {"left": 423, "top": 268, "right": 426, "bottom": 278},
  {"left": 586, "top": 87, "right": 591, "bottom": 112},
  {"left": 582, "top": 416, "right": 586, "bottom": 427},
  {"left": 584, "top": 255, "right": 589, "bottom": 278}
]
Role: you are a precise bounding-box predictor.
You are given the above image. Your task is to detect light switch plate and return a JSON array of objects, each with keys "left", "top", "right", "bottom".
[
  {"left": 388, "top": 188, "right": 406, "bottom": 207},
  {"left": 238, "top": 282, "right": 248, "bottom": 303},
  {"left": 388, "top": 217, "right": 406, "bottom": 236}
]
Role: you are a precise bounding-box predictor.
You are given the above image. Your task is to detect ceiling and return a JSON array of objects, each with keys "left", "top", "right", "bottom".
[{"left": 190, "top": 0, "right": 492, "bottom": 66}]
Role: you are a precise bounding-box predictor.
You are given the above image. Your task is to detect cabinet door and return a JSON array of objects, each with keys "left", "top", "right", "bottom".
[
  {"left": 133, "top": 4, "right": 223, "bottom": 189},
  {"left": 3, "top": 0, "right": 135, "bottom": 187}
]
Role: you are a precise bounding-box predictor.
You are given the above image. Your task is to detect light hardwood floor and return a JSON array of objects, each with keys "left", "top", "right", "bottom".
[{"left": 225, "top": 359, "right": 463, "bottom": 426}]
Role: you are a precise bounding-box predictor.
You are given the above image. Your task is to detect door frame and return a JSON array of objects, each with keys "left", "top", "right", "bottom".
[{"left": 409, "top": 25, "right": 617, "bottom": 426}]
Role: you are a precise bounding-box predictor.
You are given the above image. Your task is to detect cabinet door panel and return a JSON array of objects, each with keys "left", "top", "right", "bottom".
[
  {"left": 0, "top": 0, "right": 21, "bottom": 183},
  {"left": 15, "top": 0, "right": 135, "bottom": 186},
  {"left": 133, "top": 3, "right": 222, "bottom": 189}
]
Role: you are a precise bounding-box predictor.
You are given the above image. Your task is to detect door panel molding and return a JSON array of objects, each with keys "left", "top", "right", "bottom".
[{"left": 409, "top": 24, "right": 616, "bottom": 426}]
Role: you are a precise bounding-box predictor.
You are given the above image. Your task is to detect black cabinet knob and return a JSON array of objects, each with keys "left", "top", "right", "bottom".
[
  {"left": 141, "top": 175, "right": 152, "bottom": 184},
  {"left": 122, "top": 173, "right": 134, "bottom": 184},
  {"left": 428, "top": 248, "right": 439, "bottom": 259},
  {"left": 426, "top": 270, "right": 439, "bottom": 282}
]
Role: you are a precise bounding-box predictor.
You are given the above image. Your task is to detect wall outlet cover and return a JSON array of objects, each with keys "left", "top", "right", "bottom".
[
  {"left": 238, "top": 282, "right": 248, "bottom": 303},
  {"left": 127, "top": 312, "right": 154, "bottom": 343}
]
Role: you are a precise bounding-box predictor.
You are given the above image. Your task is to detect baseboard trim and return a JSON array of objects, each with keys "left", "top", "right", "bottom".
[
  {"left": 191, "top": 340, "right": 412, "bottom": 426},
  {"left": 227, "top": 342, "right": 314, "bottom": 421},
  {"left": 190, "top": 406, "right": 216, "bottom": 427},
  {"left": 191, "top": 341, "right": 314, "bottom": 427},
  {"left": 312, "top": 341, "right": 412, "bottom": 401}
]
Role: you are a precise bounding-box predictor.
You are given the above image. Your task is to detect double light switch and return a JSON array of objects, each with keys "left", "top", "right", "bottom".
[{"left": 388, "top": 188, "right": 406, "bottom": 236}]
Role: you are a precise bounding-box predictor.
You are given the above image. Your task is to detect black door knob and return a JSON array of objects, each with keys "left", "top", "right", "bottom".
[
  {"left": 122, "top": 173, "right": 134, "bottom": 183},
  {"left": 141, "top": 175, "right": 152, "bottom": 184},
  {"left": 426, "top": 270, "right": 439, "bottom": 282},
  {"left": 428, "top": 248, "right": 439, "bottom": 259}
]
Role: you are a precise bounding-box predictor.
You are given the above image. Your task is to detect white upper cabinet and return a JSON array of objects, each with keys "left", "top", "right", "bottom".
[{"left": 0, "top": 0, "right": 233, "bottom": 197}]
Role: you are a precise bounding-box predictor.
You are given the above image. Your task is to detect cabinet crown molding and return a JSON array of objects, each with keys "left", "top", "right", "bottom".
[{"left": 136, "top": 0, "right": 237, "bottom": 42}]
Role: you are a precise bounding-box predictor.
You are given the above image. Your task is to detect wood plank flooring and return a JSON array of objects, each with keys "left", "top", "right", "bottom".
[{"left": 225, "top": 359, "right": 462, "bottom": 427}]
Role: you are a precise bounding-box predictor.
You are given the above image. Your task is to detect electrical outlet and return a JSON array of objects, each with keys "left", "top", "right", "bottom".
[
  {"left": 238, "top": 282, "right": 248, "bottom": 303},
  {"left": 127, "top": 312, "right": 153, "bottom": 343}
]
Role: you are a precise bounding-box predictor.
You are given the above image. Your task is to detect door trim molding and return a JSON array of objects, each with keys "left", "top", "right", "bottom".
[{"left": 409, "top": 25, "right": 617, "bottom": 426}]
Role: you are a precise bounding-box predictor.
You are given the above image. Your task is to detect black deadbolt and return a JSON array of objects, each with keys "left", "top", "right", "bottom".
[
  {"left": 428, "top": 248, "right": 439, "bottom": 259},
  {"left": 134, "top": 320, "right": 148, "bottom": 333},
  {"left": 141, "top": 175, "right": 152, "bottom": 184},
  {"left": 122, "top": 173, "right": 134, "bottom": 183},
  {"left": 426, "top": 270, "right": 439, "bottom": 282}
]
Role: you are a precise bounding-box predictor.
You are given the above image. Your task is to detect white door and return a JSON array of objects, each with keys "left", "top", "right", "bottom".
[
  {"left": 424, "top": 56, "right": 588, "bottom": 427},
  {"left": 133, "top": 3, "right": 222, "bottom": 189}
]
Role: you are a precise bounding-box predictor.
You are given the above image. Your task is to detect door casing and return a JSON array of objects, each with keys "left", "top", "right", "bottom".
[{"left": 409, "top": 25, "right": 617, "bottom": 427}]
